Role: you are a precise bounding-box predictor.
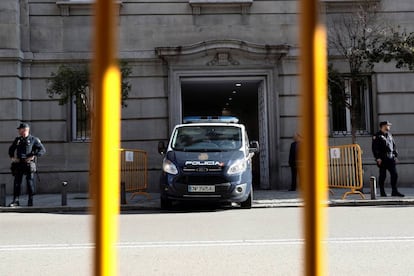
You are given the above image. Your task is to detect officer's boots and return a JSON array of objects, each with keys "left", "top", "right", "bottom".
[
  {"left": 379, "top": 184, "right": 387, "bottom": 197},
  {"left": 8, "top": 197, "right": 20, "bottom": 207},
  {"left": 28, "top": 195, "right": 33, "bottom": 206},
  {"left": 391, "top": 186, "right": 405, "bottom": 197}
]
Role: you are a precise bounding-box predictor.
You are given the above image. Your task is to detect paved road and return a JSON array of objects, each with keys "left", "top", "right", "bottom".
[{"left": 1, "top": 206, "right": 414, "bottom": 275}]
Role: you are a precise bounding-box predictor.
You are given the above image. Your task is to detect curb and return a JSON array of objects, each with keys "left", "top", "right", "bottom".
[
  {"left": 0, "top": 204, "right": 160, "bottom": 213},
  {"left": 253, "top": 199, "right": 414, "bottom": 208},
  {"left": 0, "top": 206, "right": 89, "bottom": 213},
  {"left": 2, "top": 199, "right": 414, "bottom": 213},
  {"left": 328, "top": 199, "right": 414, "bottom": 207}
]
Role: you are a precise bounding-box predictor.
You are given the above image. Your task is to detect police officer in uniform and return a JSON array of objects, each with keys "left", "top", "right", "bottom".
[
  {"left": 288, "top": 133, "right": 302, "bottom": 191},
  {"left": 8, "top": 123, "right": 46, "bottom": 207},
  {"left": 372, "top": 121, "right": 404, "bottom": 197}
]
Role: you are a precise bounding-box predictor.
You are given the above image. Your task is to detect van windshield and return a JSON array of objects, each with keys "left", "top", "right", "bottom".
[{"left": 171, "top": 126, "right": 243, "bottom": 152}]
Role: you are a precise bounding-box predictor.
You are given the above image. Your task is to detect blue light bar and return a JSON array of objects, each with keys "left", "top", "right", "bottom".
[{"left": 183, "top": 116, "right": 239, "bottom": 124}]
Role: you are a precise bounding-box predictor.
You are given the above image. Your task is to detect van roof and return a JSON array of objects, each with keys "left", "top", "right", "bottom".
[
  {"left": 183, "top": 116, "right": 239, "bottom": 124},
  {"left": 174, "top": 122, "right": 244, "bottom": 128}
]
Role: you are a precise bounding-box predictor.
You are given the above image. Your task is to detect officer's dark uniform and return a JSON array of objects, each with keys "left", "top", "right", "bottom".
[
  {"left": 8, "top": 123, "right": 46, "bottom": 206},
  {"left": 372, "top": 121, "right": 404, "bottom": 197},
  {"left": 288, "top": 140, "right": 299, "bottom": 191}
]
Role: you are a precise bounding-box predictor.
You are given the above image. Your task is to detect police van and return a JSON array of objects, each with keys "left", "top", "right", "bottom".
[{"left": 158, "top": 116, "right": 259, "bottom": 209}]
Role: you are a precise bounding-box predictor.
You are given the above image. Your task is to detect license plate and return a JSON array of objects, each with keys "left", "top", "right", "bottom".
[{"left": 188, "top": 185, "right": 215, "bottom": 193}]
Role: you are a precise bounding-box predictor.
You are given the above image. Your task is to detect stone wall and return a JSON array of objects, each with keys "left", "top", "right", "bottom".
[{"left": 0, "top": 0, "right": 413, "bottom": 193}]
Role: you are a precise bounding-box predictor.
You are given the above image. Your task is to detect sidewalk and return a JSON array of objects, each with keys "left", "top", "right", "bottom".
[{"left": 1, "top": 187, "right": 414, "bottom": 213}]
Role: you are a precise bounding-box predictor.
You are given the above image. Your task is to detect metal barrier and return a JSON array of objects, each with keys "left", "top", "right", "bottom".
[
  {"left": 328, "top": 144, "right": 365, "bottom": 199},
  {"left": 120, "top": 149, "right": 150, "bottom": 201}
]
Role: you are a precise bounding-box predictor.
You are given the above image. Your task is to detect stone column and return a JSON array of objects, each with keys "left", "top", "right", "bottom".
[
  {"left": 0, "top": 0, "right": 26, "bottom": 138},
  {"left": 0, "top": 0, "right": 28, "bottom": 191}
]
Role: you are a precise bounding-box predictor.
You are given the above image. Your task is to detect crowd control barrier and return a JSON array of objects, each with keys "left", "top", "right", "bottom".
[
  {"left": 120, "top": 149, "right": 150, "bottom": 201},
  {"left": 328, "top": 144, "right": 365, "bottom": 199}
]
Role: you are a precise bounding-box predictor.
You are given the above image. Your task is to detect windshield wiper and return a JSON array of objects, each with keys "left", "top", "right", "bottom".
[
  {"left": 194, "top": 149, "right": 224, "bottom": 152},
  {"left": 172, "top": 147, "right": 187, "bottom": 152},
  {"left": 173, "top": 148, "right": 226, "bottom": 152}
]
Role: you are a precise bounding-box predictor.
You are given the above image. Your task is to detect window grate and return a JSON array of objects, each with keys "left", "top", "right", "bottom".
[{"left": 72, "top": 94, "right": 91, "bottom": 142}]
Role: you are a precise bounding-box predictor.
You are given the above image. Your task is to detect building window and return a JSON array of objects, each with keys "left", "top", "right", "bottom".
[
  {"left": 72, "top": 94, "right": 91, "bottom": 141},
  {"left": 329, "top": 76, "right": 372, "bottom": 136}
]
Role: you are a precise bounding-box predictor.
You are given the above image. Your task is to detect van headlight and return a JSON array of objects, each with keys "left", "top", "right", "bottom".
[
  {"left": 227, "top": 159, "right": 247, "bottom": 175},
  {"left": 163, "top": 159, "right": 178, "bottom": 175}
]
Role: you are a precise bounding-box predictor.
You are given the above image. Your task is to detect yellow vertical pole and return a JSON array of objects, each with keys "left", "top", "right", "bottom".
[
  {"left": 299, "top": 0, "right": 328, "bottom": 275},
  {"left": 91, "top": 0, "right": 121, "bottom": 275}
]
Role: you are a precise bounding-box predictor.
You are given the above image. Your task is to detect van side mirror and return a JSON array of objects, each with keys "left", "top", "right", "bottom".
[
  {"left": 249, "top": 141, "right": 259, "bottom": 153},
  {"left": 158, "top": 141, "right": 167, "bottom": 155}
]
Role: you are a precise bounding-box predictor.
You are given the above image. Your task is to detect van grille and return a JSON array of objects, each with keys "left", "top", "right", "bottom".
[
  {"left": 177, "top": 176, "right": 228, "bottom": 185},
  {"left": 183, "top": 165, "right": 223, "bottom": 173}
]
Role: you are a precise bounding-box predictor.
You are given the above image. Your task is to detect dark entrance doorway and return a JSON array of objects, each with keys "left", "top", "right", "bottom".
[{"left": 181, "top": 79, "right": 260, "bottom": 187}]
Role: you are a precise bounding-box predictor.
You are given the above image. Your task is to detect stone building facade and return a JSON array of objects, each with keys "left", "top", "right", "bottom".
[{"left": 0, "top": 0, "right": 413, "bottom": 193}]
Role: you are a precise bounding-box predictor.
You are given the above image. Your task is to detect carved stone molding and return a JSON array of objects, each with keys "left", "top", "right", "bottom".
[
  {"left": 56, "top": 0, "right": 122, "bottom": 16},
  {"left": 189, "top": 0, "right": 253, "bottom": 15},
  {"left": 321, "top": 0, "right": 379, "bottom": 2},
  {"left": 322, "top": 0, "right": 380, "bottom": 13},
  {"left": 206, "top": 52, "right": 240, "bottom": 66},
  {"left": 156, "top": 39, "right": 290, "bottom": 62}
]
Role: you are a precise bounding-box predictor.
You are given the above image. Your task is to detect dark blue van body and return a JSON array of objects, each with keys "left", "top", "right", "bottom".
[{"left": 159, "top": 121, "right": 258, "bottom": 209}]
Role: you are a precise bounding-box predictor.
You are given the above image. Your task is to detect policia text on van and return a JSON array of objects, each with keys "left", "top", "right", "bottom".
[{"left": 158, "top": 116, "right": 259, "bottom": 209}]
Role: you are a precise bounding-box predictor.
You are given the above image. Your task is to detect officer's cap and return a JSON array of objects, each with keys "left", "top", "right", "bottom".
[
  {"left": 17, "top": 123, "right": 30, "bottom": 129},
  {"left": 379, "top": 121, "right": 392, "bottom": 127}
]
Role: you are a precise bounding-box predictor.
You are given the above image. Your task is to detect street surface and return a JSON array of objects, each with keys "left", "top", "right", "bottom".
[{"left": 1, "top": 206, "right": 414, "bottom": 275}]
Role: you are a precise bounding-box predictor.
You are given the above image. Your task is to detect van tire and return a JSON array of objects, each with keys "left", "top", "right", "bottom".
[
  {"left": 161, "top": 197, "right": 172, "bottom": 210},
  {"left": 240, "top": 190, "right": 253, "bottom": 209}
]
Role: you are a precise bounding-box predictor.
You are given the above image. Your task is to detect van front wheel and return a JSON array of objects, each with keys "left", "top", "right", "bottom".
[{"left": 240, "top": 190, "right": 253, "bottom": 209}]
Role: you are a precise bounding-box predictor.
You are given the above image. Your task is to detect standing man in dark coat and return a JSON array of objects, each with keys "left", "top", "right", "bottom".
[
  {"left": 372, "top": 121, "right": 404, "bottom": 197},
  {"left": 8, "top": 123, "right": 46, "bottom": 206},
  {"left": 288, "top": 133, "right": 302, "bottom": 191}
]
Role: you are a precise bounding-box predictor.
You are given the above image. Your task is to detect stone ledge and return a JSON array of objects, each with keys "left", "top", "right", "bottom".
[
  {"left": 56, "top": 0, "right": 122, "bottom": 16},
  {"left": 189, "top": 0, "right": 253, "bottom": 15},
  {"left": 0, "top": 49, "right": 25, "bottom": 61},
  {"left": 322, "top": 0, "right": 379, "bottom": 2},
  {"left": 189, "top": 0, "right": 252, "bottom": 3},
  {"left": 323, "top": 0, "right": 380, "bottom": 13},
  {"left": 156, "top": 39, "right": 290, "bottom": 59}
]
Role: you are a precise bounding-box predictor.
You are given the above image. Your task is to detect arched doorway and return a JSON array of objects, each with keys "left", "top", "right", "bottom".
[
  {"left": 181, "top": 79, "right": 260, "bottom": 186},
  {"left": 156, "top": 40, "right": 290, "bottom": 189}
]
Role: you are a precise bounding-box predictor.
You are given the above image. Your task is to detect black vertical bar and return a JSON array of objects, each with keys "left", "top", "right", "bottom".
[
  {"left": 0, "top": 184, "right": 6, "bottom": 206},
  {"left": 370, "top": 176, "right": 377, "bottom": 200},
  {"left": 62, "top": 181, "right": 68, "bottom": 206},
  {"left": 120, "top": 182, "right": 126, "bottom": 205}
]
